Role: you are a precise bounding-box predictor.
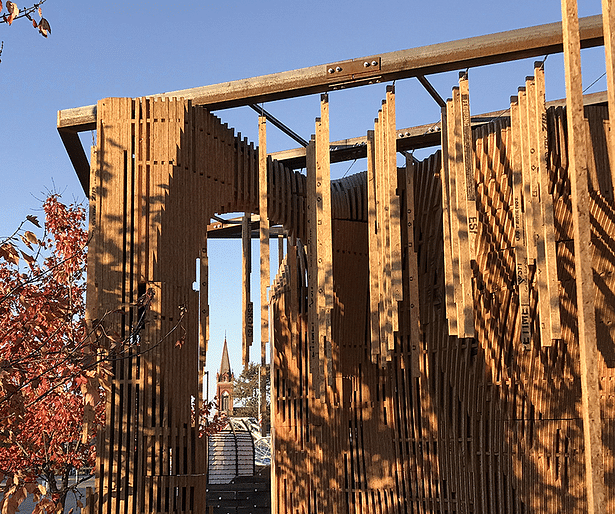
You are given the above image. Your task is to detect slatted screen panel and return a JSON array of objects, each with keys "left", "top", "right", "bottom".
[
  {"left": 89, "top": 82, "right": 615, "bottom": 512},
  {"left": 270, "top": 102, "right": 615, "bottom": 514}
]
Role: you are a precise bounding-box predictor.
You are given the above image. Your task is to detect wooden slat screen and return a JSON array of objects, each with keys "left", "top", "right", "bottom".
[{"left": 88, "top": 62, "right": 615, "bottom": 513}]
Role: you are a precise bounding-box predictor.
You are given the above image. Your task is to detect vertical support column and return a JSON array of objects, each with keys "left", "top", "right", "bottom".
[
  {"left": 386, "top": 86, "right": 402, "bottom": 350},
  {"left": 534, "top": 63, "right": 562, "bottom": 344},
  {"left": 602, "top": 0, "right": 615, "bottom": 192},
  {"left": 242, "top": 212, "right": 253, "bottom": 367},
  {"left": 375, "top": 110, "right": 391, "bottom": 363},
  {"left": 446, "top": 95, "right": 464, "bottom": 337},
  {"left": 459, "top": 73, "right": 477, "bottom": 339},
  {"left": 259, "top": 116, "right": 269, "bottom": 436},
  {"left": 561, "top": 1, "right": 605, "bottom": 511},
  {"left": 405, "top": 155, "right": 422, "bottom": 378},
  {"left": 306, "top": 137, "right": 319, "bottom": 388},
  {"left": 525, "top": 74, "right": 551, "bottom": 346},
  {"left": 510, "top": 95, "right": 532, "bottom": 349},
  {"left": 439, "top": 106, "right": 458, "bottom": 336},
  {"left": 315, "top": 94, "right": 333, "bottom": 396},
  {"left": 367, "top": 130, "right": 382, "bottom": 363}
]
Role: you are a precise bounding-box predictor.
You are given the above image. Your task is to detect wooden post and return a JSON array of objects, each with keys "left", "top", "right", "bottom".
[
  {"left": 367, "top": 130, "right": 382, "bottom": 363},
  {"left": 446, "top": 95, "right": 464, "bottom": 337},
  {"left": 525, "top": 74, "right": 553, "bottom": 346},
  {"left": 405, "top": 155, "right": 422, "bottom": 377},
  {"left": 375, "top": 109, "right": 391, "bottom": 364},
  {"left": 315, "top": 93, "right": 333, "bottom": 396},
  {"left": 602, "top": 0, "right": 615, "bottom": 192},
  {"left": 306, "top": 137, "right": 319, "bottom": 388},
  {"left": 386, "top": 86, "right": 402, "bottom": 346},
  {"left": 259, "top": 116, "right": 269, "bottom": 436},
  {"left": 242, "top": 212, "right": 253, "bottom": 367},
  {"left": 510, "top": 95, "right": 532, "bottom": 349},
  {"left": 459, "top": 72, "right": 477, "bottom": 339},
  {"left": 561, "top": 1, "right": 605, "bottom": 511},
  {"left": 439, "top": 106, "right": 458, "bottom": 336},
  {"left": 534, "top": 63, "right": 562, "bottom": 344}
]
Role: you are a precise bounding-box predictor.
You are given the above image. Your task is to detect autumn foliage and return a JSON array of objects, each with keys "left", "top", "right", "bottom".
[
  {"left": 193, "top": 398, "right": 228, "bottom": 438},
  {"left": 0, "top": 0, "right": 51, "bottom": 63},
  {"left": 0, "top": 195, "right": 230, "bottom": 513},
  {"left": 0, "top": 0, "right": 50, "bottom": 34},
  {"left": 0, "top": 195, "right": 98, "bottom": 513}
]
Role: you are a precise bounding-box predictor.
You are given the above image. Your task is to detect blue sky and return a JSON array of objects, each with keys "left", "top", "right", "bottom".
[{"left": 0, "top": 0, "right": 607, "bottom": 400}]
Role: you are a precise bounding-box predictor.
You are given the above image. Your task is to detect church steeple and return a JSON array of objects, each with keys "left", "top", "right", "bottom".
[
  {"left": 219, "top": 337, "right": 232, "bottom": 381},
  {"left": 216, "top": 336, "right": 234, "bottom": 415}
]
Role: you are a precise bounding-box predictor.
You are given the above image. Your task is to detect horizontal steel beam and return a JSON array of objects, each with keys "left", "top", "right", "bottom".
[{"left": 57, "top": 14, "right": 604, "bottom": 132}]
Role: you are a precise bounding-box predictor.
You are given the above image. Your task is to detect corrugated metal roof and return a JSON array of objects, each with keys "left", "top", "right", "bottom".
[{"left": 208, "top": 424, "right": 255, "bottom": 484}]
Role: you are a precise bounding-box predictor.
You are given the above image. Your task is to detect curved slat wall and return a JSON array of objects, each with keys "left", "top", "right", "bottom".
[{"left": 88, "top": 84, "right": 615, "bottom": 512}]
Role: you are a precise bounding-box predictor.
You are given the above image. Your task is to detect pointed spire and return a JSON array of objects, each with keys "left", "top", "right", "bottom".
[{"left": 219, "top": 336, "right": 231, "bottom": 378}]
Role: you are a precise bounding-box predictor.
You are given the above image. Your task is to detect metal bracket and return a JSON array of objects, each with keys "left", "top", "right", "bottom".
[{"left": 325, "top": 57, "right": 382, "bottom": 81}]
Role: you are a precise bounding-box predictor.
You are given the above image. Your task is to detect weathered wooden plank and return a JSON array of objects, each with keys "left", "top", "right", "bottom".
[
  {"left": 439, "top": 107, "right": 458, "bottom": 336},
  {"left": 386, "top": 87, "right": 403, "bottom": 341},
  {"left": 561, "top": 1, "right": 605, "bottom": 511},
  {"left": 602, "top": 0, "right": 615, "bottom": 194},
  {"left": 305, "top": 137, "right": 319, "bottom": 391},
  {"left": 534, "top": 64, "right": 563, "bottom": 344},
  {"left": 367, "top": 130, "right": 381, "bottom": 363},
  {"left": 404, "top": 156, "right": 421, "bottom": 378},
  {"left": 525, "top": 75, "right": 553, "bottom": 347},
  {"left": 451, "top": 84, "right": 472, "bottom": 338},
  {"left": 375, "top": 110, "right": 391, "bottom": 364},
  {"left": 459, "top": 73, "right": 477, "bottom": 339},
  {"left": 58, "top": 15, "right": 604, "bottom": 129},
  {"left": 446, "top": 95, "right": 465, "bottom": 337},
  {"left": 242, "top": 212, "right": 252, "bottom": 367},
  {"left": 259, "top": 116, "right": 270, "bottom": 435},
  {"left": 510, "top": 95, "right": 532, "bottom": 349},
  {"left": 316, "top": 94, "right": 333, "bottom": 395}
]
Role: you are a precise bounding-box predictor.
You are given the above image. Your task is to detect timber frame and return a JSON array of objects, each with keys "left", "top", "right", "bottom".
[
  {"left": 59, "top": 15, "right": 604, "bottom": 194},
  {"left": 63, "top": 7, "right": 615, "bottom": 514}
]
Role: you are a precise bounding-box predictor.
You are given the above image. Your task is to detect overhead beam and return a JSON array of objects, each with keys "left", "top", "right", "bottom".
[
  {"left": 67, "top": 91, "right": 608, "bottom": 196},
  {"left": 57, "top": 15, "right": 604, "bottom": 132}
]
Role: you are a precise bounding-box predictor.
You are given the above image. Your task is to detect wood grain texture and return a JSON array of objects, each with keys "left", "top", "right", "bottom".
[
  {"left": 88, "top": 61, "right": 615, "bottom": 513},
  {"left": 561, "top": 1, "right": 605, "bottom": 511}
]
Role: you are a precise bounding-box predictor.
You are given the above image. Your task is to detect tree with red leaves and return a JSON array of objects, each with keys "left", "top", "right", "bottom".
[
  {"left": 0, "top": 195, "right": 228, "bottom": 513},
  {"left": 0, "top": 195, "right": 97, "bottom": 513}
]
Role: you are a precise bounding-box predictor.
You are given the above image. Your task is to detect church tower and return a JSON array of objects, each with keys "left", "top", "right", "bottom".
[{"left": 216, "top": 337, "right": 234, "bottom": 415}]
